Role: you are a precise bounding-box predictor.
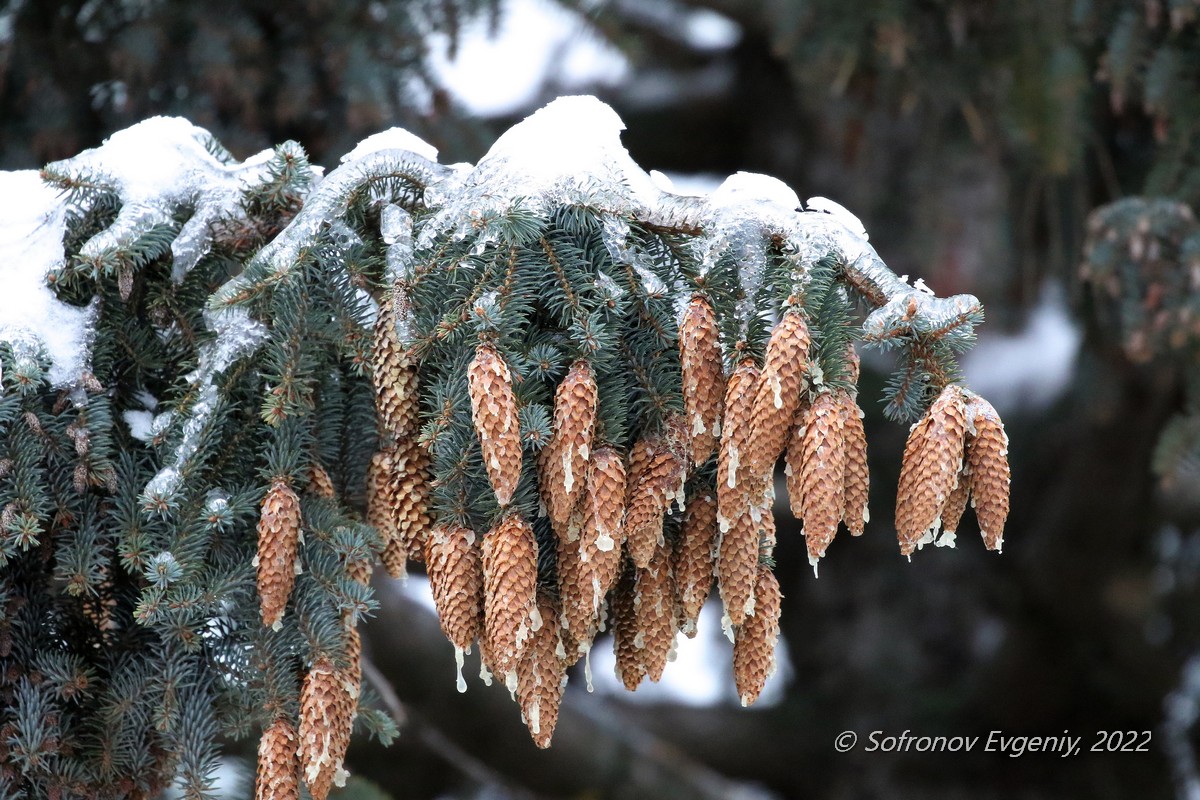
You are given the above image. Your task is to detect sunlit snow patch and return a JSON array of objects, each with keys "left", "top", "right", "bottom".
[{"left": 0, "top": 171, "right": 98, "bottom": 389}]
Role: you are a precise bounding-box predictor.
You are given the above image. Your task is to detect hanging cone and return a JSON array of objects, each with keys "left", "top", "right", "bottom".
[
  {"left": 625, "top": 438, "right": 656, "bottom": 504},
  {"left": 556, "top": 517, "right": 594, "bottom": 660},
  {"left": 481, "top": 514, "right": 539, "bottom": 681},
  {"left": 257, "top": 480, "right": 302, "bottom": 631},
  {"left": 940, "top": 467, "right": 972, "bottom": 539},
  {"left": 895, "top": 385, "right": 969, "bottom": 555},
  {"left": 965, "top": 396, "right": 1010, "bottom": 551},
  {"left": 840, "top": 391, "right": 870, "bottom": 536},
  {"left": 679, "top": 296, "right": 726, "bottom": 465},
  {"left": 586, "top": 445, "right": 627, "bottom": 551},
  {"left": 256, "top": 717, "right": 300, "bottom": 800},
  {"left": 796, "top": 391, "right": 848, "bottom": 564},
  {"left": 674, "top": 491, "right": 717, "bottom": 637},
  {"left": 366, "top": 449, "right": 396, "bottom": 545},
  {"left": 634, "top": 540, "right": 677, "bottom": 682},
  {"left": 380, "top": 439, "right": 432, "bottom": 576},
  {"left": 345, "top": 554, "right": 372, "bottom": 587},
  {"left": 298, "top": 657, "right": 357, "bottom": 800},
  {"left": 716, "top": 361, "right": 763, "bottom": 629},
  {"left": 373, "top": 292, "right": 420, "bottom": 440},
  {"left": 517, "top": 593, "right": 567, "bottom": 748},
  {"left": 746, "top": 311, "right": 811, "bottom": 478},
  {"left": 541, "top": 361, "right": 598, "bottom": 534},
  {"left": 733, "top": 567, "right": 783, "bottom": 707},
  {"left": 624, "top": 447, "right": 684, "bottom": 569},
  {"left": 611, "top": 561, "right": 644, "bottom": 691},
  {"left": 425, "top": 523, "right": 484, "bottom": 653},
  {"left": 467, "top": 343, "right": 523, "bottom": 508},
  {"left": 306, "top": 463, "right": 336, "bottom": 499}
]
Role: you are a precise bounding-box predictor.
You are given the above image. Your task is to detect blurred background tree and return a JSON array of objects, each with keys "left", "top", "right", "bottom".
[{"left": 3, "top": 0, "right": 1200, "bottom": 797}]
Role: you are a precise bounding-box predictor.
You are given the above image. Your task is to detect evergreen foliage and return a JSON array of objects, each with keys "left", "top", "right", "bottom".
[{"left": 0, "top": 97, "right": 1003, "bottom": 794}]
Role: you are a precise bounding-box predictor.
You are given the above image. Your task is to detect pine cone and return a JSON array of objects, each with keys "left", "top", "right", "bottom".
[
  {"left": 556, "top": 518, "right": 594, "bottom": 659},
  {"left": 625, "top": 438, "right": 656, "bottom": 504},
  {"left": 679, "top": 296, "right": 726, "bottom": 465},
  {"left": 840, "top": 392, "right": 869, "bottom": 536},
  {"left": 674, "top": 491, "right": 717, "bottom": 637},
  {"left": 307, "top": 463, "right": 336, "bottom": 499},
  {"left": 717, "top": 361, "right": 761, "bottom": 510},
  {"left": 635, "top": 542, "right": 677, "bottom": 683},
  {"left": 517, "top": 593, "right": 567, "bottom": 748},
  {"left": 624, "top": 447, "right": 684, "bottom": 569},
  {"left": 965, "top": 396, "right": 1010, "bottom": 551},
  {"left": 467, "top": 343, "right": 523, "bottom": 508},
  {"left": 366, "top": 449, "right": 396, "bottom": 545},
  {"left": 940, "top": 467, "right": 972, "bottom": 538},
  {"left": 733, "top": 567, "right": 782, "bottom": 707},
  {"left": 299, "top": 657, "right": 356, "bottom": 800},
  {"left": 425, "top": 524, "right": 484, "bottom": 653},
  {"left": 746, "top": 312, "right": 811, "bottom": 478},
  {"left": 541, "top": 360, "right": 598, "bottom": 534},
  {"left": 380, "top": 440, "right": 432, "bottom": 576},
  {"left": 717, "top": 362, "right": 763, "bottom": 629},
  {"left": 373, "top": 293, "right": 420, "bottom": 440},
  {"left": 587, "top": 445, "right": 627, "bottom": 549},
  {"left": 796, "top": 391, "right": 848, "bottom": 563},
  {"left": 256, "top": 717, "right": 300, "bottom": 800},
  {"left": 346, "top": 554, "right": 373, "bottom": 587},
  {"left": 257, "top": 480, "right": 302, "bottom": 630},
  {"left": 482, "top": 514, "right": 538, "bottom": 681},
  {"left": 610, "top": 561, "right": 644, "bottom": 691},
  {"left": 895, "top": 385, "right": 968, "bottom": 556}
]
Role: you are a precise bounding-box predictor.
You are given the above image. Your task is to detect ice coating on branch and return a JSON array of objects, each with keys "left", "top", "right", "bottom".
[
  {"left": 43, "top": 117, "right": 278, "bottom": 282},
  {"left": 340, "top": 127, "right": 439, "bottom": 165},
  {"left": 416, "top": 96, "right": 662, "bottom": 249},
  {"left": 141, "top": 307, "right": 267, "bottom": 509},
  {"left": 804, "top": 196, "right": 868, "bottom": 240},
  {"left": 212, "top": 149, "right": 446, "bottom": 307},
  {"left": 0, "top": 171, "right": 99, "bottom": 388}
]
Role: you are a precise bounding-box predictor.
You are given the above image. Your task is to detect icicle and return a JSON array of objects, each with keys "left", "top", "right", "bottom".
[
  {"left": 720, "top": 610, "right": 735, "bottom": 643},
  {"left": 809, "top": 553, "right": 821, "bottom": 578},
  {"left": 479, "top": 658, "right": 493, "bottom": 687},
  {"left": 585, "top": 648, "right": 595, "bottom": 692},
  {"left": 454, "top": 646, "right": 467, "bottom": 693}
]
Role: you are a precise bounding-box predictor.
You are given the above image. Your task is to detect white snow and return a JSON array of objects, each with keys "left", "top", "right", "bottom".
[
  {"left": 0, "top": 171, "right": 98, "bottom": 388},
  {"left": 123, "top": 410, "right": 155, "bottom": 442},
  {"left": 962, "top": 282, "right": 1081, "bottom": 414},
  {"left": 340, "top": 128, "right": 439, "bottom": 165},
  {"left": 426, "top": 0, "right": 629, "bottom": 117},
  {"left": 805, "top": 196, "right": 867, "bottom": 240},
  {"left": 46, "top": 117, "right": 277, "bottom": 281}
]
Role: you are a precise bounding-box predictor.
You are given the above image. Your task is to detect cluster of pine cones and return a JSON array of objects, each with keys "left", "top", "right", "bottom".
[
  {"left": 254, "top": 468, "right": 367, "bottom": 800},
  {"left": 252, "top": 288, "right": 1011, "bottom": 789}
]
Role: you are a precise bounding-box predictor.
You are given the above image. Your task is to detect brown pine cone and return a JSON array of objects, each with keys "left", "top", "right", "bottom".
[
  {"left": 366, "top": 449, "right": 395, "bottom": 545},
  {"left": 895, "top": 385, "right": 969, "bottom": 556},
  {"left": 587, "top": 445, "right": 627, "bottom": 548},
  {"left": 717, "top": 361, "right": 761, "bottom": 512},
  {"left": 257, "top": 480, "right": 302, "bottom": 630},
  {"left": 306, "top": 463, "right": 336, "bottom": 499},
  {"left": 746, "top": 312, "right": 811, "bottom": 478},
  {"left": 610, "top": 561, "right": 644, "bottom": 691},
  {"left": 965, "top": 396, "right": 1010, "bottom": 551},
  {"left": 380, "top": 439, "right": 432, "bottom": 577},
  {"left": 256, "top": 717, "right": 300, "bottom": 800},
  {"left": 373, "top": 293, "right": 420, "bottom": 441},
  {"left": 733, "top": 567, "right": 783, "bottom": 707},
  {"left": 840, "top": 392, "right": 869, "bottom": 537},
  {"left": 482, "top": 514, "right": 538, "bottom": 682},
  {"left": 940, "top": 467, "right": 972, "bottom": 538},
  {"left": 674, "top": 491, "right": 717, "bottom": 637},
  {"left": 542, "top": 360, "right": 598, "bottom": 534},
  {"left": 467, "top": 343, "right": 523, "bottom": 508},
  {"left": 298, "top": 657, "right": 356, "bottom": 800},
  {"left": 556, "top": 517, "right": 594, "bottom": 661},
  {"left": 624, "top": 447, "right": 684, "bottom": 569},
  {"left": 635, "top": 542, "right": 677, "bottom": 682},
  {"left": 517, "top": 593, "right": 567, "bottom": 748},
  {"left": 425, "top": 524, "right": 484, "bottom": 657},
  {"left": 796, "top": 391, "right": 848, "bottom": 564},
  {"left": 679, "top": 296, "right": 726, "bottom": 465}
]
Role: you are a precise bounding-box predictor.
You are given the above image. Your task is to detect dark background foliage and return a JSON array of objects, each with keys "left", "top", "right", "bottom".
[{"left": 3, "top": 1, "right": 1198, "bottom": 797}]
